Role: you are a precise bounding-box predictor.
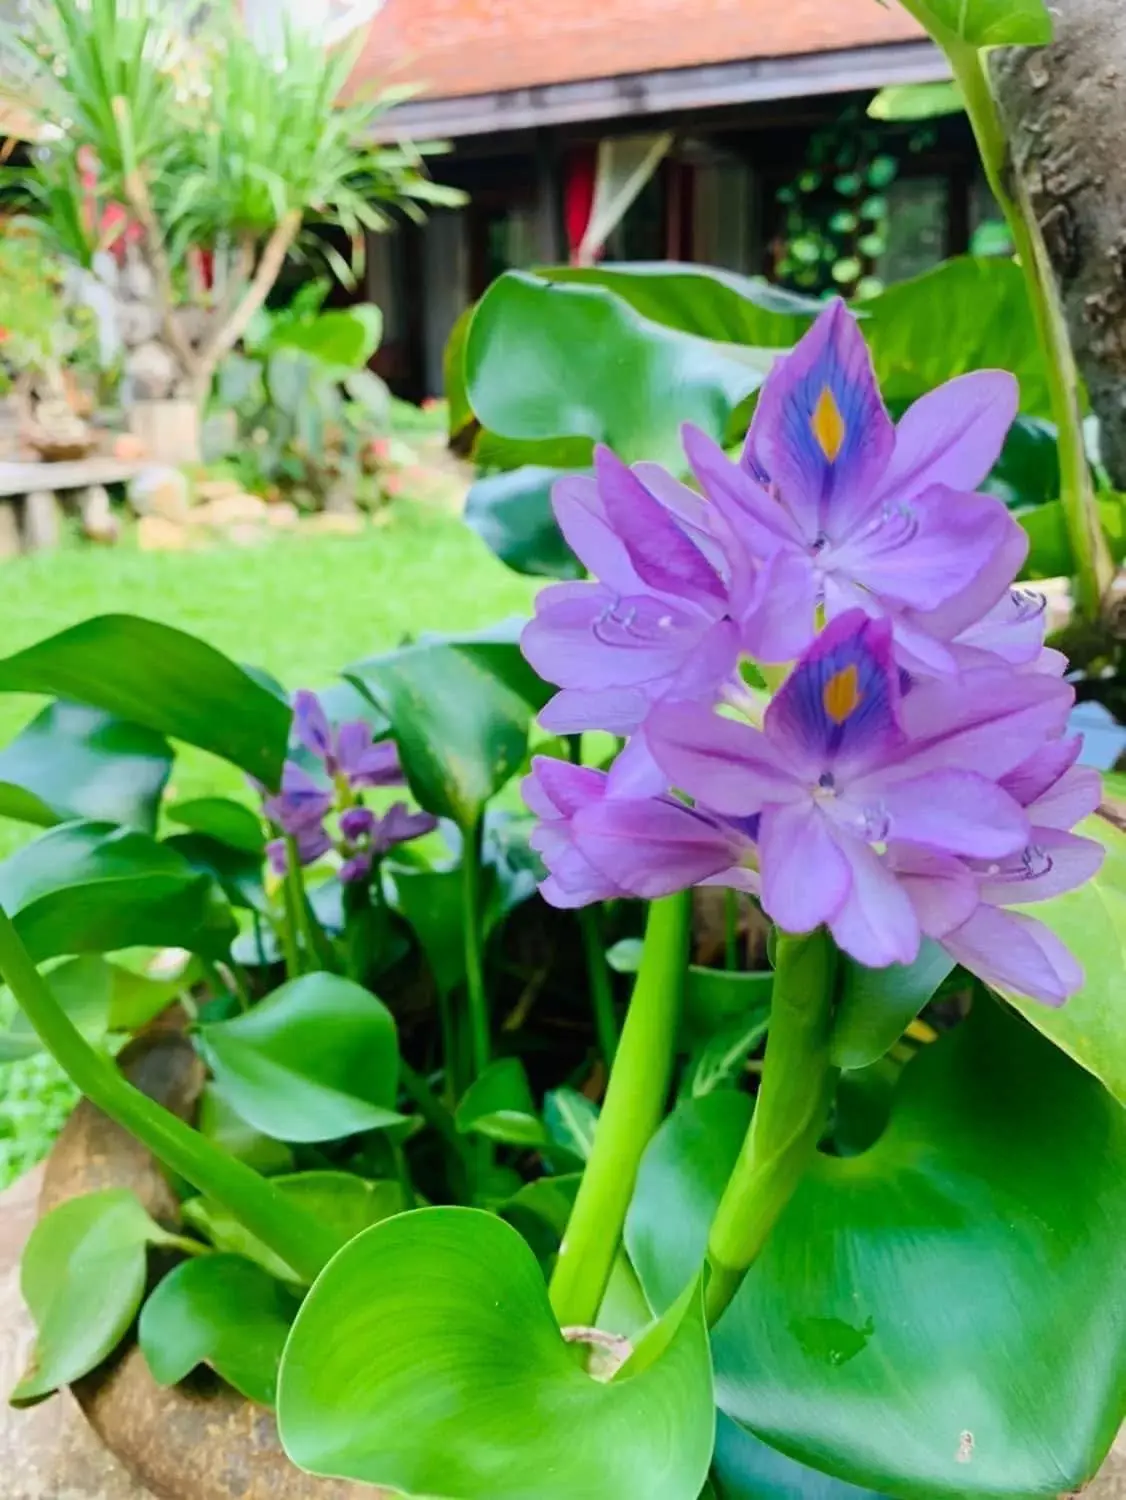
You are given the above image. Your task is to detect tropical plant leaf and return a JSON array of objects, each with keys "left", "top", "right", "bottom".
[
  {"left": 901, "top": 0, "right": 1052, "bottom": 48},
  {"left": 165, "top": 797, "right": 266, "bottom": 855},
  {"left": 543, "top": 1086, "right": 600, "bottom": 1162},
  {"left": 455, "top": 1058, "right": 546, "bottom": 1148},
  {"left": 830, "top": 941, "right": 955, "bottom": 1072},
  {"left": 463, "top": 466, "right": 584, "bottom": 580},
  {"left": 712, "top": 1411, "right": 888, "bottom": 1500}
]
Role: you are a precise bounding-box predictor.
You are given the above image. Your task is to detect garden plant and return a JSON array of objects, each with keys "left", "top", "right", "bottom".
[{"left": 2, "top": 0, "right": 1126, "bottom": 1497}]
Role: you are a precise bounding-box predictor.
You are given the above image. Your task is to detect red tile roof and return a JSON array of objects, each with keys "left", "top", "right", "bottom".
[{"left": 355, "top": 0, "right": 924, "bottom": 102}]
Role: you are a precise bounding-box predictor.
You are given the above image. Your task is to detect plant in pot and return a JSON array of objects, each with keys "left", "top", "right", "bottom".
[{"left": 0, "top": 0, "right": 463, "bottom": 465}]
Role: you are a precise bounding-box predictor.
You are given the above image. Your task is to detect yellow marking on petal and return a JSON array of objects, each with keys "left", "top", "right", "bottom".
[
  {"left": 811, "top": 385, "right": 846, "bottom": 462},
  {"left": 823, "top": 664, "right": 861, "bottom": 724}
]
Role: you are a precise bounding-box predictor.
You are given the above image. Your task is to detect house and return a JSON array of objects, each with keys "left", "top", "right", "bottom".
[{"left": 350, "top": 0, "right": 1004, "bottom": 402}]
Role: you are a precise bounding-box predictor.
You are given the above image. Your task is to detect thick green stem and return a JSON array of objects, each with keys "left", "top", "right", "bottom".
[
  {"left": 0, "top": 904, "right": 341, "bottom": 1284},
  {"left": 579, "top": 906, "right": 618, "bottom": 1064},
  {"left": 705, "top": 929, "right": 838, "bottom": 1324},
  {"left": 897, "top": 10, "right": 1113, "bottom": 619},
  {"left": 549, "top": 891, "right": 691, "bottom": 1329},
  {"left": 460, "top": 818, "right": 490, "bottom": 1082}
]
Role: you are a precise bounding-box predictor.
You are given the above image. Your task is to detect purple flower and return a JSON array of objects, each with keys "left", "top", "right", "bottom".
[
  {"left": 266, "top": 823, "right": 332, "bottom": 876},
  {"left": 524, "top": 755, "right": 757, "bottom": 909},
  {"left": 647, "top": 610, "right": 1072, "bottom": 967},
  {"left": 291, "top": 689, "right": 404, "bottom": 789},
  {"left": 339, "top": 805, "right": 377, "bottom": 842},
  {"left": 292, "top": 690, "right": 334, "bottom": 762},
  {"left": 339, "top": 850, "right": 375, "bottom": 885},
  {"left": 263, "top": 762, "right": 333, "bottom": 836},
  {"left": 373, "top": 802, "right": 438, "bottom": 854},
  {"left": 681, "top": 300, "right": 1026, "bottom": 666}
]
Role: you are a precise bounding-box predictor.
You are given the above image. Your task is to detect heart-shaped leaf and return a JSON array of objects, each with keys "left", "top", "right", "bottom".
[
  {"left": 348, "top": 629, "right": 544, "bottom": 827},
  {"left": 999, "top": 813, "right": 1126, "bottom": 1105},
  {"left": 13, "top": 1189, "right": 185, "bottom": 1405},
  {"left": 195, "top": 1084, "right": 295, "bottom": 1176},
  {"left": 0, "top": 615, "right": 290, "bottom": 787},
  {"left": 464, "top": 467, "right": 585, "bottom": 580},
  {"left": 830, "top": 940, "right": 954, "bottom": 1072},
  {"left": 901, "top": 0, "right": 1051, "bottom": 47},
  {"left": 0, "top": 822, "right": 237, "bottom": 960},
  {"left": 195, "top": 974, "right": 403, "bottom": 1144},
  {"left": 466, "top": 270, "right": 771, "bottom": 470},
  {"left": 277, "top": 1206, "right": 715, "bottom": 1500},
  {"left": 163, "top": 831, "right": 266, "bottom": 913},
  {"left": 165, "top": 797, "right": 266, "bottom": 855},
  {"left": 139, "top": 1253, "right": 301, "bottom": 1405},
  {"left": 184, "top": 1172, "right": 405, "bottom": 1283},
  {"left": 455, "top": 1058, "right": 546, "bottom": 1147},
  {"left": 629, "top": 1001, "right": 1126, "bottom": 1498},
  {"left": 0, "top": 702, "right": 172, "bottom": 832}
]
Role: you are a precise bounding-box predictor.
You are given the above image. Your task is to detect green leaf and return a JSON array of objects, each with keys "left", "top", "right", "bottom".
[
  {"left": 0, "top": 822, "right": 237, "bottom": 961},
  {"left": 455, "top": 1057, "right": 547, "bottom": 1147},
  {"left": 277, "top": 1206, "right": 715, "bottom": 1500},
  {"left": 196, "top": 1084, "right": 295, "bottom": 1175},
  {"left": 184, "top": 1172, "right": 405, "bottom": 1284},
  {"left": 607, "top": 937, "right": 644, "bottom": 974},
  {"left": 867, "top": 82, "right": 963, "bottom": 121},
  {"left": 830, "top": 940, "right": 954, "bottom": 1072},
  {"left": 0, "top": 702, "right": 172, "bottom": 832},
  {"left": 903, "top": 0, "right": 1052, "bottom": 47},
  {"left": 543, "top": 1086, "right": 600, "bottom": 1162},
  {"left": 982, "top": 415, "right": 1060, "bottom": 511},
  {"left": 501, "top": 1174, "right": 582, "bottom": 1268},
  {"left": 683, "top": 967, "right": 774, "bottom": 1043},
  {"left": 466, "top": 270, "right": 771, "bottom": 470},
  {"left": 0, "top": 615, "right": 290, "bottom": 788},
  {"left": 386, "top": 861, "right": 466, "bottom": 996},
  {"left": 347, "top": 628, "right": 543, "bottom": 827},
  {"left": 195, "top": 973, "right": 403, "bottom": 1144},
  {"left": 862, "top": 258, "right": 1050, "bottom": 416},
  {"left": 163, "top": 830, "right": 266, "bottom": 913},
  {"left": 463, "top": 466, "right": 584, "bottom": 580},
  {"left": 12, "top": 1189, "right": 183, "bottom": 1405},
  {"left": 139, "top": 1254, "right": 301, "bottom": 1406},
  {"left": 0, "top": 953, "right": 119, "bottom": 1062},
  {"left": 165, "top": 797, "right": 266, "bottom": 855},
  {"left": 712, "top": 1412, "right": 887, "bottom": 1500},
  {"left": 999, "top": 813, "right": 1126, "bottom": 1106},
  {"left": 267, "top": 305, "right": 382, "bottom": 369},
  {"left": 684, "top": 1009, "right": 771, "bottom": 1099},
  {"left": 1018, "top": 493, "right": 1126, "bottom": 578},
  {"left": 632, "top": 1002, "right": 1126, "bottom": 1498}
]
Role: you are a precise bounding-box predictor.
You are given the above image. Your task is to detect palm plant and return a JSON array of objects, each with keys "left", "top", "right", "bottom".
[{"left": 0, "top": 0, "right": 462, "bottom": 411}]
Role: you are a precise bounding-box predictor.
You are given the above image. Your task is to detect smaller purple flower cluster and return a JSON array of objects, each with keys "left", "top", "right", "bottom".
[
  {"left": 522, "top": 300, "right": 1104, "bottom": 1005},
  {"left": 263, "top": 690, "right": 436, "bottom": 885}
]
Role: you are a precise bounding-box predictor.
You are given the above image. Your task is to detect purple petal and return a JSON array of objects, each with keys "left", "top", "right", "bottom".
[
  {"left": 339, "top": 805, "right": 377, "bottom": 841},
  {"left": 266, "top": 838, "right": 288, "bottom": 877},
  {"left": 876, "top": 370, "right": 1019, "bottom": 503},
  {"left": 765, "top": 610, "right": 902, "bottom": 779},
  {"left": 682, "top": 423, "right": 802, "bottom": 555},
  {"left": 538, "top": 686, "right": 651, "bottom": 735},
  {"left": 339, "top": 729, "right": 403, "bottom": 788},
  {"left": 634, "top": 459, "right": 736, "bottom": 579},
  {"left": 758, "top": 802, "right": 851, "bottom": 933},
  {"left": 942, "top": 906, "right": 1082, "bottom": 1007},
  {"left": 552, "top": 472, "right": 644, "bottom": 594},
  {"left": 739, "top": 550, "right": 819, "bottom": 664},
  {"left": 593, "top": 446, "right": 726, "bottom": 607},
  {"left": 265, "top": 761, "right": 333, "bottom": 834},
  {"left": 522, "top": 586, "right": 715, "bottom": 692},
  {"left": 827, "top": 836, "right": 920, "bottom": 968},
  {"left": 573, "top": 797, "right": 752, "bottom": 900},
  {"left": 606, "top": 732, "right": 670, "bottom": 798},
  {"left": 1000, "top": 737, "right": 1082, "bottom": 809},
  {"left": 339, "top": 851, "right": 375, "bottom": 885},
  {"left": 745, "top": 299, "right": 895, "bottom": 540},
  {"left": 856, "top": 769, "right": 1030, "bottom": 859},
  {"left": 977, "top": 827, "right": 1105, "bottom": 905},
  {"left": 647, "top": 702, "right": 802, "bottom": 814},
  {"left": 1028, "top": 764, "right": 1103, "bottom": 831},
  {"left": 896, "top": 669, "right": 1073, "bottom": 781},
  {"left": 374, "top": 803, "right": 439, "bottom": 853},
  {"left": 292, "top": 690, "right": 333, "bottom": 762},
  {"left": 293, "top": 823, "right": 332, "bottom": 867},
  {"left": 909, "top": 530, "right": 1031, "bottom": 647},
  {"left": 524, "top": 756, "right": 608, "bottom": 819},
  {"left": 888, "top": 844, "right": 979, "bottom": 938}
]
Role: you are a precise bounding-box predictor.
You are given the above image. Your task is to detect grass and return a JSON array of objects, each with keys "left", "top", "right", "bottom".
[{"left": 0, "top": 502, "right": 538, "bottom": 1189}]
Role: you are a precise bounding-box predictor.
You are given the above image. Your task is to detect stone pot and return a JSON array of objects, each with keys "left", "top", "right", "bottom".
[{"left": 38, "top": 1025, "right": 375, "bottom": 1500}]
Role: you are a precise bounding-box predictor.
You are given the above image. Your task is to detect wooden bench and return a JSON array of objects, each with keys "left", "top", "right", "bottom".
[{"left": 0, "top": 457, "right": 147, "bottom": 554}]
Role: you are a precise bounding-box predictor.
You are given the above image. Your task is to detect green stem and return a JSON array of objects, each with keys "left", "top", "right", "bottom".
[
  {"left": 579, "top": 906, "right": 618, "bottom": 1065},
  {"left": 905, "top": 18, "right": 1113, "bottom": 620},
  {"left": 460, "top": 817, "right": 490, "bottom": 1082},
  {"left": 279, "top": 854, "right": 302, "bottom": 981},
  {"left": 549, "top": 891, "right": 691, "bottom": 1329},
  {"left": 724, "top": 889, "right": 740, "bottom": 972},
  {"left": 0, "top": 904, "right": 342, "bottom": 1285},
  {"left": 705, "top": 929, "right": 838, "bottom": 1323}
]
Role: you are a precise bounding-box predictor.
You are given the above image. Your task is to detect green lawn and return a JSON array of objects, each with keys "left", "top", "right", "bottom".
[{"left": 0, "top": 502, "right": 538, "bottom": 1189}]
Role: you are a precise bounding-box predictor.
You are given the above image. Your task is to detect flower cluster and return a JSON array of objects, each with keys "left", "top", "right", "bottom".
[
  {"left": 263, "top": 690, "right": 436, "bottom": 884},
  {"left": 521, "top": 301, "right": 1104, "bottom": 1005}
]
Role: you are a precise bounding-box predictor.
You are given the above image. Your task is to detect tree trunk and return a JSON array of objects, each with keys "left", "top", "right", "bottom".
[{"left": 990, "top": 2, "right": 1126, "bottom": 488}]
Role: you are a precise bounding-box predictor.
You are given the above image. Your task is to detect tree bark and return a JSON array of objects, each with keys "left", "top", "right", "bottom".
[{"left": 991, "top": 2, "right": 1126, "bottom": 488}]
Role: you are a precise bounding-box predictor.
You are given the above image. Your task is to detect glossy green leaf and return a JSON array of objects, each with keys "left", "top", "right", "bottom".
[
  {"left": 0, "top": 822, "right": 236, "bottom": 961},
  {"left": 862, "top": 258, "right": 1049, "bottom": 416},
  {"left": 902, "top": 0, "right": 1051, "bottom": 47},
  {"left": 347, "top": 629, "right": 543, "bottom": 827},
  {"left": 466, "top": 270, "right": 771, "bottom": 470},
  {"left": 0, "top": 954, "right": 116, "bottom": 1061},
  {"left": 165, "top": 797, "right": 266, "bottom": 855},
  {"left": 983, "top": 416, "right": 1060, "bottom": 511},
  {"left": 196, "top": 1084, "right": 295, "bottom": 1176},
  {"left": 831, "top": 940, "right": 954, "bottom": 1072},
  {"left": 712, "top": 1412, "right": 887, "bottom": 1500},
  {"left": 867, "top": 82, "right": 963, "bottom": 121},
  {"left": 163, "top": 830, "right": 266, "bottom": 913},
  {"left": 684, "top": 967, "right": 773, "bottom": 1043},
  {"left": 183, "top": 1173, "right": 405, "bottom": 1284},
  {"left": 1018, "top": 493, "right": 1126, "bottom": 579},
  {"left": 12, "top": 1189, "right": 183, "bottom": 1405},
  {"left": 631, "top": 1002, "right": 1126, "bottom": 1498},
  {"left": 0, "top": 702, "right": 172, "bottom": 832},
  {"left": 455, "top": 1057, "right": 546, "bottom": 1147},
  {"left": 463, "top": 466, "right": 584, "bottom": 580},
  {"left": 106, "top": 950, "right": 197, "bottom": 1031},
  {"left": 544, "top": 1086, "right": 600, "bottom": 1162},
  {"left": 267, "top": 305, "right": 382, "bottom": 369},
  {"left": 277, "top": 1206, "right": 715, "bottom": 1500},
  {"left": 607, "top": 937, "right": 644, "bottom": 974},
  {"left": 386, "top": 861, "right": 466, "bottom": 996},
  {"left": 502, "top": 1174, "right": 582, "bottom": 1269},
  {"left": 0, "top": 616, "right": 290, "bottom": 788},
  {"left": 684, "top": 1009, "right": 771, "bottom": 1099},
  {"left": 1000, "top": 813, "right": 1126, "bottom": 1105},
  {"left": 139, "top": 1254, "right": 301, "bottom": 1406},
  {"left": 196, "top": 974, "right": 403, "bottom": 1144}
]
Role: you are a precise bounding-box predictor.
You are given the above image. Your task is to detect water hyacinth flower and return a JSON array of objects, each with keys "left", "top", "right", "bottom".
[{"left": 292, "top": 690, "right": 405, "bottom": 788}]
